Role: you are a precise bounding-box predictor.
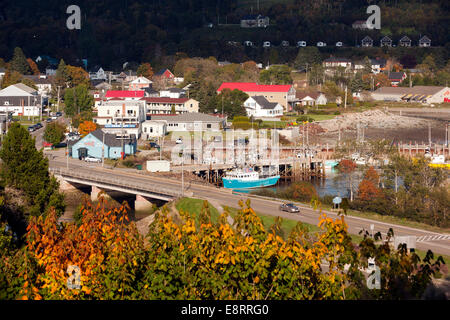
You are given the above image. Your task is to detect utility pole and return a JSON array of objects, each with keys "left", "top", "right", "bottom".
[
  {"left": 57, "top": 85, "right": 61, "bottom": 112},
  {"left": 221, "top": 95, "right": 224, "bottom": 117},
  {"left": 428, "top": 122, "right": 431, "bottom": 147},
  {"left": 344, "top": 86, "right": 348, "bottom": 109},
  {"left": 66, "top": 143, "right": 69, "bottom": 169},
  {"left": 102, "top": 131, "right": 105, "bottom": 167}
]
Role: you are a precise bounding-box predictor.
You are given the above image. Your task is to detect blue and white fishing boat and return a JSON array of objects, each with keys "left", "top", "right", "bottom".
[{"left": 222, "top": 167, "right": 280, "bottom": 189}]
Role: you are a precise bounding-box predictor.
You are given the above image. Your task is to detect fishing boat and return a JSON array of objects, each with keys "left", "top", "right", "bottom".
[{"left": 222, "top": 167, "right": 280, "bottom": 189}]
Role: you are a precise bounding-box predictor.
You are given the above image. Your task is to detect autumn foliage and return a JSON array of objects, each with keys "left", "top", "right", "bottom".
[
  {"left": 78, "top": 121, "right": 98, "bottom": 137},
  {"left": 0, "top": 196, "right": 444, "bottom": 300}
]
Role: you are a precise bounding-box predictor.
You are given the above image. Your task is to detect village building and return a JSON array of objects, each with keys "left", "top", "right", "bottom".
[
  {"left": 70, "top": 129, "right": 137, "bottom": 160},
  {"left": 129, "top": 76, "right": 152, "bottom": 91},
  {"left": 0, "top": 83, "right": 42, "bottom": 116},
  {"left": 295, "top": 92, "right": 328, "bottom": 107},
  {"left": 141, "top": 97, "right": 199, "bottom": 114},
  {"left": 217, "top": 82, "right": 296, "bottom": 112},
  {"left": 243, "top": 96, "right": 284, "bottom": 118},
  {"left": 149, "top": 113, "right": 226, "bottom": 132},
  {"left": 371, "top": 86, "right": 450, "bottom": 104},
  {"left": 240, "top": 14, "right": 269, "bottom": 28}
]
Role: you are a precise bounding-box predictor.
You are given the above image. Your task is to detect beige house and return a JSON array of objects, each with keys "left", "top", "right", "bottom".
[
  {"left": 141, "top": 97, "right": 199, "bottom": 114},
  {"left": 371, "top": 86, "right": 450, "bottom": 104},
  {"left": 217, "top": 82, "right": 296, "bottom": 112}
]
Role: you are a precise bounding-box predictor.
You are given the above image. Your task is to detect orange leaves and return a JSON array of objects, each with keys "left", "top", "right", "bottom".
[{"left": 78, "top": 121, "right": 97, "bottom": 137}]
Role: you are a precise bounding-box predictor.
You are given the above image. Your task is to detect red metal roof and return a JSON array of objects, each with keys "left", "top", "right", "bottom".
[
  {"left": 141, "top": 97, "right": 189, "bottom": 103},
  {"left": 217, "top": 82, "right": 292, "bottom": 93},
  {"left": 105, "top": 90, "right": 145, "bottom": 98}
]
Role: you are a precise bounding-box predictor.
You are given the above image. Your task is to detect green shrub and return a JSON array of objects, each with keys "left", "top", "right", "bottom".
[
  {"left": 122, "top": 159, "right": 135, "bottom": 168},
  {"left": 296, "top": 116, "right": 314, "bottom": 122},
  {"left": 333, "top": 111, "right": 341, "bottom": 115},
  {"left": 320, "top": 103, "right": 338, "bottom": 109},
  {"left": 233, "top": 116, "right": 249, "bottom": 122},
  {"left": 232, "top": 122, "right": 258, "bottom": 130}
]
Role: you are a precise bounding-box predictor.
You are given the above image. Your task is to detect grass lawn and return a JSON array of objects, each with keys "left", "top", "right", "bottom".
[
  {"left": 176, "top": 198, "right": 221, "bottom": 224},
  {"left": 307, "top": 114, "right": 337, "bottom": 121}
]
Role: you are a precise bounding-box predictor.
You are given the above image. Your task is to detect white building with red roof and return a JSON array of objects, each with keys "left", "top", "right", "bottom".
[
  {"left": 105, "top": 90, "right": 145, "bottom": 101},
  {"left": 217, "top": 82, "right": 296, "bottom": 111}
]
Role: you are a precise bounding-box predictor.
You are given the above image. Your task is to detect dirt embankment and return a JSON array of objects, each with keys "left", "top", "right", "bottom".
[{"left": 311, "top": 110, "right": 447, "bottom": 144}]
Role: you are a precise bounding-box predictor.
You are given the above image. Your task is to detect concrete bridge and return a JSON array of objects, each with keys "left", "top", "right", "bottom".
[{"left": 50, "top": 167, "right": 191, "bottom": 210}]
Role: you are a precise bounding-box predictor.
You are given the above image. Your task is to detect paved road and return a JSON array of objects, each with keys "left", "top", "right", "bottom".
[{"left": 47, "top": 156, "right": 450, "bottom": 256}]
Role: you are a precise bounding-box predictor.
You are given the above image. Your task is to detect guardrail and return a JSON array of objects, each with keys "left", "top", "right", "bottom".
[{"left": 50, "top": 167, "right": 183, "bottom": 198}]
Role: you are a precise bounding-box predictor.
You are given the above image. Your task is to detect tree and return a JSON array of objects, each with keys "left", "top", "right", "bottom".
[
  {"left": 21, "top": 78, "right": 37, "bottom": 90},
  {"left": 9, "top": 47, "right": 31, "bottom": 75},
  {"left": 78, "top": 120, "right": 97, "bottom": 136},
  {"left": 27, "top": 58, "right": 40, "bottom": 75},
  {"left": 357, "top": 167, "right": 382, "bottom": 202},
  {"left": 43, "top": 122, "right": 66, "bottom": 145},
  {"left": 52, "top": 59, "right": 69, "bottom": 97},
  {"left": 210, "top": 89, "right": 248, "bottom": 118},
  {"left": 65, "top": 65, "right": 90, "bottom": 87},
  {"left": 1, "top": 70, "right": 22, "bottom": 88},
  {"left": 0, "top": 123, "right": 65, "bottom": 217},
  {"left": 137, "top": 63, "right": 154, "bottom": 79},
  {"left": 259, "top": 65, "right": 292, "bottom": 85},
  {"left": 294, "top": 47, "right": 322, "bottom": 69},
  {"left": 337, "top": 159, "right": 357, "bottom": 201},
  {"left": 64, "top": 84, "right": 94, "bottom": 117}
]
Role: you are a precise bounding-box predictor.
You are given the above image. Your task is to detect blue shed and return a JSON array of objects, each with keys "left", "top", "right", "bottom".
[{"left": 71, "top": 129, "right": 137, "bottom": 160}]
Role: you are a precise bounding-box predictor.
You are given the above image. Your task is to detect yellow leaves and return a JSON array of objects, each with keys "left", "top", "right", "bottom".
[
  {"left": 230, "top": 256, "right": 236, "bottom": 265},
  {"left": 254, "top": 276, "right": 260, "bottom": 284},
  {"left": 82, "top": 286, "right": 91, "bottom": 295},
  {"left": 179, "top": 243, "right": 184, "bottom": 252},
  {"left": 23, "top": 281, "right": 28, "bottom": 288},
  {"left": 144, "top": 284, "right": 149, "bottom": 289}
]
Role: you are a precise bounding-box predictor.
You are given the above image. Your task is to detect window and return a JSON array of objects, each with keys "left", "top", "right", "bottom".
[
  {"left": 3, "top": 101, "right": 9, "bottom": 105},
  {"left": 150, "top": 128, "right": 153, "bottom": 133}
]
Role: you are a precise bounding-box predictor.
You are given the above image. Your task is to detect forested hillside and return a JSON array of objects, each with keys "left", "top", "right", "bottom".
[{"left": 0, "top": 0, "right": 448, "bottom": 69}]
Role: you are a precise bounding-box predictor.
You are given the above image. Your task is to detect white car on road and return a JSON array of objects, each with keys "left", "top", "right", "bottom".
[{"left": 84, "top": 156, "right": 101, "bottom": 163}]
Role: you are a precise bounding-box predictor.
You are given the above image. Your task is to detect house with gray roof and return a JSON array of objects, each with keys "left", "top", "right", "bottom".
[
  {"left": 70, "top": 129, "right": 137, "bottom": 160},
  {"left": 361, "top": 36, "right": 373, "bottom": 47},
  {"left": 149, "top": 112, "right": 227, "bottom": 132},
  {"left": 244, "top": 96, "right": 284, "bottom": 118},
  {"left": 0, "top": 83, "right": 42, "bottom": 116},
  {"left": 371, "top": 86, "right": 450, "bottom": 104}
]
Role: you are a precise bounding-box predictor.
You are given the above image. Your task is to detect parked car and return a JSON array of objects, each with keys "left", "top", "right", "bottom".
[
  {"left": 67, "top": 134, "right": 80, "bottom": 142},
  {"left": 27, "top": 125, "right": 36, "bottom": 132},
  {"left": 84, "top": 156, "right": 101, "bottom": 163},
  {"left": 56, "top": 111, "right": 62, "bottom": 117},
  {"left": 51, "top": 114, "right": 58, "bottom": 120},
  {"left": 46, "top": 118, "right": 52, "bottom": 123},
  {"left": 279, "top": 203, "right": 300, "bottom": 213},
  {"left": 175, "top": 138, "right": 183, "bottom": 144},
  {"left": 34, "top": 122, "right": 43, "bottom": 129},
  {"left": 149, "top": 142, "right": 160, "bottom": 149}
]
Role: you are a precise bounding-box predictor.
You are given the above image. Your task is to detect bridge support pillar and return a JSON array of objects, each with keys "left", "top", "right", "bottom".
[
  {"left": 91, "top": 186, "right": 103, "bottom": 202},
  {"left": 55, "top": 176, "right": 77, "bottom": 192},
  {"left": 135, "top": 195, "right": 153, "bottom": 212}
]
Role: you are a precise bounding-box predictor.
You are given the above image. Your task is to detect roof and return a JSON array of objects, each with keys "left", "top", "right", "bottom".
[
  {"left": 251, "top": 96, "right": 280, "bottom": 109},
  {"left": 373, "top": 86, "right": 447, "bottom": 96},
  {"left": 131, "top": 76, "right": 152, "bottom": 84},
  {"left": 388, "top": 72, "right": 406, "bottom": 80},
  {"left": 150, "top": 113, "right": 225, "bottom": 123},
  {"left": 154, "top": 69, "right": 173, "bottom": 77},
  {"left": 362, "top": 36, "right": 373, "bottom": 41},
  {"left": 296, "top": 91, "right": 322, "bottom": 100},
  {"left": 22, "top": 75, "right": 53, "bottom": 84},
  {"left": 399, "top": 36, "right": 411, "bottom": 42},
  {"left": 217, "top": 82, "right": 292, "bottom": 93},
  {"left": 89, "top": 129, "right": 136, "bottom": 147},
  {"left": 380, "top": 36, "right": 392, "bottom": 42},
  {"left": 419, "top": 35, "right": 431, "bottom": 42},
  {"left": 105, "top": 90, "right": 145, "bottom": 98},
  {"left": 11, "top": 83, "right": 38, "bottom": 94},
  {"left": 162, "top": 87, "right": 185, "bottom": 93},
  {"left": 141, "top": 97, "right": 190, "bottom": 104}
]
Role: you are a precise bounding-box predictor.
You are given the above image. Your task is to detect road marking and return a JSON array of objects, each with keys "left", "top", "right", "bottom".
[{"left": 416, "top": 235, "right": 450, "bottom": 242}]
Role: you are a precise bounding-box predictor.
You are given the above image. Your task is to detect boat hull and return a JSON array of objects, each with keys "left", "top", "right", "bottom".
[{"left": 222, "top": 175, "right": 280, "bottom": 189}]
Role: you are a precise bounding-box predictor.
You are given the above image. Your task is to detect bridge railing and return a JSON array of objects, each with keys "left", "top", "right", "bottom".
[{"left": 50, "top": 167, "right": 183, "bottom": 198}]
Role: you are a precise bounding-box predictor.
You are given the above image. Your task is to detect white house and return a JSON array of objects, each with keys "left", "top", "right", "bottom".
[
  {"left": 0, "top": 83, "right": 42, "bottom": 116},
  {"left": 129, "top": 77, "right": 152, "bottom": 91},
  {"left": 244, "top": 96, "right": 284, "bottom": 118},
  {"left": 22, "top": 75, "right": 52, "bottom": 97},
  {"left": 93, "top": 100, "right": 146, "bottom": 137},
  {"left": 89, "top": 67, "right": 107, "bottom": 80},
  {"left": 295, "top": 92, "right": 328, "bottom": 107},
  {"left": 150, "top": 113, "right": 226, "bottom": 132},
  {"left": 141, "top": 120, "right": 168, "bottom": 139},
  {"left": 159, "top": 88, "right": 186, "bottom": 99},
  {"left": 323, "top": 57, "right": 352, "bottom": 70}
]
